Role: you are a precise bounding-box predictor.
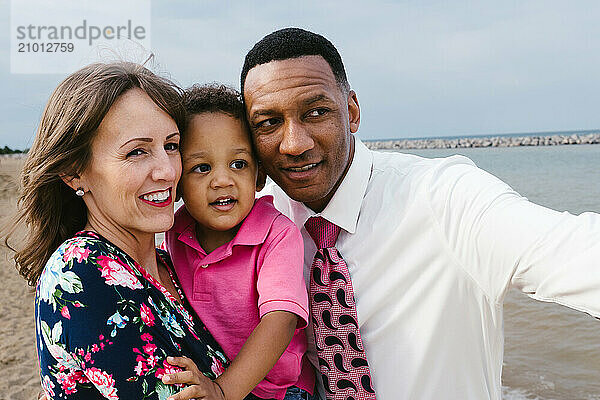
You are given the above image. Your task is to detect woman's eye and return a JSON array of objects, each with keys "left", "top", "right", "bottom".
[
  {"left": 126, "top": 148, "right": 146, "bottom": 158},
  {"left": 231, "top": 160, "right": 248, "bottom": 170},
  {"left": 165, "top": 142, "right": 179, "bottom": 152},
  {"left": 193, "top": 164, "right": 211, "bottom": 173}
]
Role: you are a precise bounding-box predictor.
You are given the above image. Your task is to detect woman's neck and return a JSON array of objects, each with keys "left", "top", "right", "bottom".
[{"left": 84, "top": 218, "right": 158, "bottom": 278}]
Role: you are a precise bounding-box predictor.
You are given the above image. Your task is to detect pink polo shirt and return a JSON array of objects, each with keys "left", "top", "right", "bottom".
[{"left": 165, "top": 196, "right": 314, "bottom": 399}]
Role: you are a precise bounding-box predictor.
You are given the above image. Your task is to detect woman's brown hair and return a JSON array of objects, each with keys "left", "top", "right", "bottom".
[{"left": 4, "top": 62, "right": 185, "bottom": 286}]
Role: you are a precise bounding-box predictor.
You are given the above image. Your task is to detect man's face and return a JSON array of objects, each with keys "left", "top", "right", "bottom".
[{"left": 243, "top": 55, "right": 360, "bottom": 212}]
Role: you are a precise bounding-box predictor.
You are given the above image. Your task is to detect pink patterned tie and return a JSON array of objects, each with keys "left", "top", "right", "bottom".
[{"left": 304, "top": 216, "right": 376, "bottom": 400}]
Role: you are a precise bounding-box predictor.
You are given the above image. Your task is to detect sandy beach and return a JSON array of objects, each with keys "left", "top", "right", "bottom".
[{"left": 0, "top": 157, "right": 39, "bottom": 399}]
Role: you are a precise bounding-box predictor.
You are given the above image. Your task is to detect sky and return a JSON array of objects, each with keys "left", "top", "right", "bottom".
[{"left": 2, "top": 0, "right": 600, "bottom": 149}]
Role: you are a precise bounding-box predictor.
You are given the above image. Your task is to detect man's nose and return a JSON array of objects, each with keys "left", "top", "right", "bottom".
[{"left": 279, "top": 120, "right": 315, "bottom": 156}]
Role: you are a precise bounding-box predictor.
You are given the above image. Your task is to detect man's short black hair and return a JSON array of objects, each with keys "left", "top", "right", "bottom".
[{"left": 240, "top": 27, "right": 350, "bottom": 96}]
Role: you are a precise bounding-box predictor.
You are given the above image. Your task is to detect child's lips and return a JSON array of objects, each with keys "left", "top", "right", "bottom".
[{"left": 209, "top": 197, "right": 237, "bottom": 212}]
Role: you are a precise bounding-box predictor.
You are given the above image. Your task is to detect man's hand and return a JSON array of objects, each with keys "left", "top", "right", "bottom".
[{"left": 162, "top": 356, "right": 225, "bottom": 400}]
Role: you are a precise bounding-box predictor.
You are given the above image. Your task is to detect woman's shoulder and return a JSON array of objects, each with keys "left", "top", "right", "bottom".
[
  {"left": 38, "top": 231, "right": 147, "bottom": 303},
  {"left": 53, "top": 230, "right": 110, "bottom": 256},
  {"left": 45, "top": 231, "right": 123, "bottom": 273}
]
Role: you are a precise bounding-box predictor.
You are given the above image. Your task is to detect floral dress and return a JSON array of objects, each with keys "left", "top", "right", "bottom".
[{"left": 36, "top": 231, "right": 230, "bottom": 399}]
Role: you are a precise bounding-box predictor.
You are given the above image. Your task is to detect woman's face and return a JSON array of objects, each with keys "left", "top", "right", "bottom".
[{"left": 78, "top": 88, "right": 181, "bottom": 237}]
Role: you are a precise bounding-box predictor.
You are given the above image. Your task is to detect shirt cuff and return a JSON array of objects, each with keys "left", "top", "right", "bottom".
[{"left": 258, "top": 300, "right": 309, "bottom": 329}]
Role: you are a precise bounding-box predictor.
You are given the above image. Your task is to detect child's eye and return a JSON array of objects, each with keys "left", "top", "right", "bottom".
[
  {"left": 230, "top": 160, "right": 248, "bottom": 170},
  {"left": 126, "top": 148, "right": 146, "bottom": 158},
  {"left": 165, "top": 142, "right": 179, "bottom": 152},
  {"left": 193, "top": 164, "right": 211, "bottom": 173}
]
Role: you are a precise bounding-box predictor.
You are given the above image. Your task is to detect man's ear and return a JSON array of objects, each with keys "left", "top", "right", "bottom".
[
  {"left": 347, "top": 90, "right": 360, "bottom": 133},
  {"left": 255, "top": 162, "right": 267, "bottom": 192}
]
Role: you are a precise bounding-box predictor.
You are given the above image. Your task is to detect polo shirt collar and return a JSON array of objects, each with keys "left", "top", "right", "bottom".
[
  {"left": 173, "top": 196, "right": 278, "bottom": 263},
  {"left": 289, "top": 136, "right": 373, "bottom": 234}
]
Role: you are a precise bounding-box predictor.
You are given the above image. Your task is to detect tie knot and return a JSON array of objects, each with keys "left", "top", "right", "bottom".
[{"left": 304, "top": 216, "right": 340, "bottom": 249}]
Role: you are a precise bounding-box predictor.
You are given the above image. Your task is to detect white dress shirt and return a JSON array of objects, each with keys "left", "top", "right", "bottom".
[{"left": 260, "top": 137, "right": 600, "bottom": 400}]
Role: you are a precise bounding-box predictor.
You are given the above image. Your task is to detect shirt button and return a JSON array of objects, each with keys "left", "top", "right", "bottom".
[{"left": 201, "top": 264, "right": 209, "bottom": 269}]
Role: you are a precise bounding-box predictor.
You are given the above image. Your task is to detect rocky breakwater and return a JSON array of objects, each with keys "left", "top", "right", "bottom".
[{"left": 365, "top": 132, "right": 600, "bottom": 150}]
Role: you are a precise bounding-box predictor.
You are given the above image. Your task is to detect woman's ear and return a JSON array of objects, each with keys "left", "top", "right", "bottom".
[
  {"left": 59, "top": 173, "right": 83, "bottom": 192},
  {"left": 255, "top": 162, "right": 267, "bottom": 192}
]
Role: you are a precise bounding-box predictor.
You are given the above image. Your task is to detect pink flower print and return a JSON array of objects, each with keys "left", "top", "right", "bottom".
[
  {"left": 99, "top": 334, "right": 104, "bottom": 341},
  {"left": 71, "top": 370, "right": 89, "bottom": 384},
  {"left": 60, "top": 306, "right": 71, "bottom": 319},
  {"left": 42, "top": 375, "right": 55, "bottom": 397},
  {"left": 140, "top": 303, "right": 155, "bottom": 326},
  {"left": 141, "top": 333, "right": 153, "bottom": 342},
  {"left": 56, "top": 371, "right": 77, "bottom": 394},
  {"left": 85, "top": 367, "right": 118, "bottom": 400},
  {"left": 143, "top": 343, "right": 157, "bottom": 355},
  {"left": 63, "top": 380, "right": 77, "bottom": 394},
  {"left": 91, "top": 344, "right": 99, "bottom": 353},
  {"left": 211, "top": 356, "right": 226, "bottom": 377},
  {"left": 84, "top": 352, "right": 92, "bottom": 362},
  {"left": 146, "top": 354, "right": 159, "bottom": 368},
  {"left": 155, "top": 360, "right": 183, "bottom": 379},
  {"left": 97, "top": 255, "right": 143, "bottom": 290},
  {"left": 63, "top": 242, "right": 91, "bottom": 263},
  {"left": 55, "top": 371, "right": 67, "bottom": 384},
  {"left": 134, "top": 360, "right": 147, "bottom": 376}
]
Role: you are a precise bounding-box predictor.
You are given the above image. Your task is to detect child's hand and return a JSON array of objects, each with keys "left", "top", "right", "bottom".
[{"left": 162, "top": 356, "right": 225, "bottom": 400}]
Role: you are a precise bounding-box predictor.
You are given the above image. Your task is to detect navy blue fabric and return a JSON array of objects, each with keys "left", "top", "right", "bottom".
[{"left": 36, "top": 231, "right": 229, "bottom": 399}]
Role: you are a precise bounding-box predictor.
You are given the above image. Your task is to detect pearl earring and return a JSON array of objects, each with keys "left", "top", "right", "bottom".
[{"left": 75, "top": 188, "right": 85, "bottom": 197}]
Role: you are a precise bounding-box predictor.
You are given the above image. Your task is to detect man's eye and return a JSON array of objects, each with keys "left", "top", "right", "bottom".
[
  {"left": 256, "top": 118, "right": 279, "bottom": 128},
  {"left": 126, "top": 149, "right": 146, "bottom": 158},
  {"left": 308, "top": 108, "right": 328, "bottom": 117},
  {"left": 193, "top": 164, "right": 211, "bottom": 173},
  {"left": 231, "top": 160, "right": 248, "bottom": 170}
]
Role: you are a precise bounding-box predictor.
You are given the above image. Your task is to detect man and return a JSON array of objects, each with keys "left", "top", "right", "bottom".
[{"left": 241, "top": 28, "right": 600, "bottom": 400}]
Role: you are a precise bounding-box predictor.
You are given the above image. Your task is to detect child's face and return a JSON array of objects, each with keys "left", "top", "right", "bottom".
[{"left": 180, "top": 112, "right": 258, "bottom": 240}]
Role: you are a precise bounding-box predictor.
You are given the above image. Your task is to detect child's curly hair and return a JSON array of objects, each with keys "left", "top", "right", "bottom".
[{"left": 182, "top": 83, "right": 249, "bottom": 134}]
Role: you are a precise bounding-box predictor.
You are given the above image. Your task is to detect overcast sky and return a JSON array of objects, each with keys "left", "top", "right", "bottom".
[{"left": 2, "top": 0, "right": 600, "bottom": 149}]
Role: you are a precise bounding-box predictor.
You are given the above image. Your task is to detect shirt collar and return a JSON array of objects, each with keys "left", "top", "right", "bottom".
[
  {"left": 173, "top": 196, "right": 279, "bottom": 262},
  {"left": 287, "top": 136, "right": 373, "bottom": 234}
]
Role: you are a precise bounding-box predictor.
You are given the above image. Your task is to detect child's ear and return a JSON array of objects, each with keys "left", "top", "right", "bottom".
[{"left": 256, "top": 162, "right": 267, "bottom": 192}]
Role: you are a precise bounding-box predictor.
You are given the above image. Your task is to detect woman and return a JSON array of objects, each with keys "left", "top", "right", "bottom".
[{"left": 6, "top": 62, "right": 228, "bottom": 399}]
